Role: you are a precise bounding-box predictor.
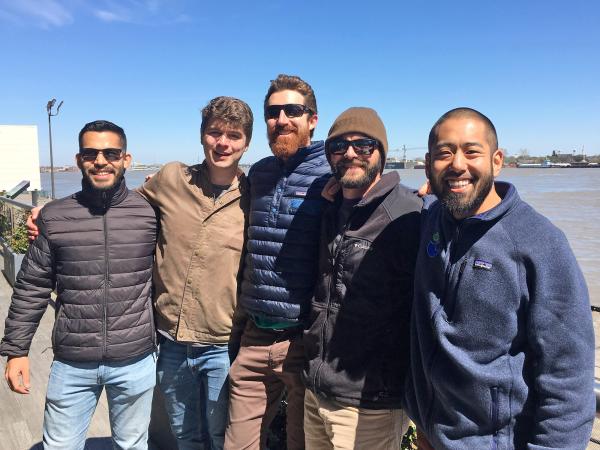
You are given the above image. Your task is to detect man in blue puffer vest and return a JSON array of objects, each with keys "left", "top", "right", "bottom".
[
  {"left": 225, "top": 75, "right": 330, "bottom": 450},
  {"left": 404, "top": 107, "right": 595, "bottom": 449}
]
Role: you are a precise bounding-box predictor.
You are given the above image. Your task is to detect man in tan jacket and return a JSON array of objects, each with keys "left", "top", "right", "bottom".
[{"left": 138, "top": 96, "right": 252, "bottom": 450}]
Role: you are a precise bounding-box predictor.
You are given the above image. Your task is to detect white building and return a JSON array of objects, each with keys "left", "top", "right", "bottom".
[{"left": 0, "top": 125, "right": 42, "bottom": 193}]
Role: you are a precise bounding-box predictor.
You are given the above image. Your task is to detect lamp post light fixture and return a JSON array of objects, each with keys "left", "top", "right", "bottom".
[{"left": 46, "top": 98, "right": 63, "bottom": 199}]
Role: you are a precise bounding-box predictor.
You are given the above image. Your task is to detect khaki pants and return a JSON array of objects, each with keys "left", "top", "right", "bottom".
[
  {"left": 225, "top": 321, "right": 305, "bottom": 450},
  {"left": 304, "top": 389, "right": 410, "bottom": 450}
]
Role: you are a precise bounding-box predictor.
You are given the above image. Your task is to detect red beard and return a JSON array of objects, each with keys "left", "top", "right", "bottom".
[{"left": 269, "top": 125, "right": 311, "bottom": 160}]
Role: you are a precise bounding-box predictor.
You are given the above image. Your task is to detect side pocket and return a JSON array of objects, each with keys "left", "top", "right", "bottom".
[
  {"left": 490, "top": 386, "right": 499, "bottom": 450},
  {"left": 147, "top": 298, "right": 157, "bottom": 349},
  {"left": 51, "top": 305, "right": 64, "bottom": 350}
]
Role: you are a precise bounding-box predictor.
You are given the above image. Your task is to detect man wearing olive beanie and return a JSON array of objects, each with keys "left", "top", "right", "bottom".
[
  {"left": 303, "top": 107, "right": 422, "bottom": 449},
  {"left": 325, "top": 106, "right": 389, "bottom": 166}
]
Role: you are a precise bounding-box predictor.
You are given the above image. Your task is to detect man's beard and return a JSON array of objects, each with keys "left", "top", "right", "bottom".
[
  {"left": 81, "top": 165, "right": 125, "bottom": 191},
  {"left": 333, "top": 155, "right": 382, "bottom": 189},
  {"left": 430, "top": 169, "right": 494, "bottom": 219},
  {"left": 269, "top": 124, "right": 311, "bottom": 160}
]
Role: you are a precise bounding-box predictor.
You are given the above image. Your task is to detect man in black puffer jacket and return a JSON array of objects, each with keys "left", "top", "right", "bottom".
[
  {"left": 303, "top": 108, "right": 421, "bottom": 449},
  {"left": 0, "top": 120, "right": 157, "bottom": 450}
]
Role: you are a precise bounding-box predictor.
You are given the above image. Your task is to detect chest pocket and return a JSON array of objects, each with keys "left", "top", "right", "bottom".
[
  {"left": 337, "top": 238, "right": 386, "bottom": 305},
  {"left": 439, "top": 256, "right": 522, "bottom": 361}
]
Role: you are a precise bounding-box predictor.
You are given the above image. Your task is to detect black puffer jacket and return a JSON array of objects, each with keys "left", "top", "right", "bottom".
[
  {"left": 303, "top": 171, "right": 422, "bottom": 409},
  {"left": 0, "top": 177, "right": 157, "bottom": 362}
]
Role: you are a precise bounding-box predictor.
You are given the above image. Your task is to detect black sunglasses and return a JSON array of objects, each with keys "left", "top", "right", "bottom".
[
  {"left": 265, "top": 104, "right": 312, "bottom": 119},
  {"left": 326, "top": 138, "right": 379, "bottom": 156},
  {"left": 79, "top": 148, "right": 124, "bottom": 162}
]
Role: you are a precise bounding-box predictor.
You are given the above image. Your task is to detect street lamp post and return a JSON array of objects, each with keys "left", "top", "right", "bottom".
[{"left": 46, "top": 98, "right": 63, "bottom": 199}]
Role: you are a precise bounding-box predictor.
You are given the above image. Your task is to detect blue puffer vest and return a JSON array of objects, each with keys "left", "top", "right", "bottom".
[{"left": 239, "top": 141, "right": 330, "bottom": 328}]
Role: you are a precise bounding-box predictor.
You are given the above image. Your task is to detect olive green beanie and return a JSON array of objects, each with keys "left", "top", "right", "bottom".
[{"left": 326, "top": 107, "right": 388, "bottom": 161}]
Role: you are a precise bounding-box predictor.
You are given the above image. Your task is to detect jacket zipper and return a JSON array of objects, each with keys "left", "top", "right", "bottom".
[
  {"left": 102, "top": 193, "right": 109, "bottom": 359},
  {"left": 491, "top": 386, "right": 499, "bottom": 449},
  {"left": 424, "top": 221, "right": 465, "bottom": 432},
  {"left": 313, "top": 208, "right": 352, "bottom": 389},
  {"left": 442, "top": 222, "right": 462, "bottom": 302},
  {"left": 269, "top": 176, "right": 286, "bottom": 228},
  {"left": 447, "top": 259, "right": 468, "bottom": 320}
]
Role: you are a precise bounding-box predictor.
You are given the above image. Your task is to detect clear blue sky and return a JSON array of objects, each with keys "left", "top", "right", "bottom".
[{"left": 1, "top": 0, "right": 598, "bottom": 166}]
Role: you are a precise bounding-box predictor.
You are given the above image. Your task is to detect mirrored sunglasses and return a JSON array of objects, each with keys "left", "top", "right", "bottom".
[
  {"left": 79, "top": 148, "right": 124, "bottom": 162},
  {"left": 326, "top": 138, "right": 379, "bottom": 156}
]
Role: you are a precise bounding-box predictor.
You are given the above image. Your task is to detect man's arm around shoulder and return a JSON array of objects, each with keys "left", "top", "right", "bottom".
[{"left": 135, "top": 161, "right": 182, "bottom": 205}]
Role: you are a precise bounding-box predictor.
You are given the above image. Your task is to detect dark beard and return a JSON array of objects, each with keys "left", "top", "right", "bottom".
[
  {"left": 81, "top": 166, "right": 125, "bottom": 191},
  {"left": 333, "top": 156, "right": 382, "bottom": 189},
  {"left": 432, "top": 172, "right": 494, "bottom": 219}
]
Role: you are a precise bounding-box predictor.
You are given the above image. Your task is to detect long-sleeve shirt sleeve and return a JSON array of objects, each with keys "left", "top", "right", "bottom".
[{"left": 526, "top": 228, "right": 595, "bottom": 449}]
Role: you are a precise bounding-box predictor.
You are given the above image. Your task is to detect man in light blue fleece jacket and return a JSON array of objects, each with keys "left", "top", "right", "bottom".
[{"left": 404, "top": 107, "right": 595, "bottom": 450}]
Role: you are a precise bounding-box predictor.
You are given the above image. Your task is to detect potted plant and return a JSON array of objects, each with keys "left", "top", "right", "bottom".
[{"left": 1, "top": 212, "right": 29, "bottom": 287}]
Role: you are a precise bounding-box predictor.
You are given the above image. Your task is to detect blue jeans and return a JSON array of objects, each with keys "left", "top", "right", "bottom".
[
  {"left": 43, "top": 352, "right": 157, "bottom": 450},
  {"left": 157, "top": 338, "right": 230, "bottom": 450}
]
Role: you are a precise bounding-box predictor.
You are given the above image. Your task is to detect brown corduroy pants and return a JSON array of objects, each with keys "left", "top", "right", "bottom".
[{"left": 224, "top": 321, "right": 306, "bottom": 450}]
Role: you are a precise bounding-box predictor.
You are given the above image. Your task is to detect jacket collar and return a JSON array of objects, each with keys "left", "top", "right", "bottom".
[
  {"left": 440, "top": 181, "right": 519, "bottom": 226},
  {"left": 78, "top": 175, "right": 128, "bottom": 209},
  {"left": 186, "top": 160, "right": 248, "bottom": 206},
  {"left": 190, "top": 160, "right": 247, "bottom": 195},
  {"left": 333, "top": 170, "right": 400, "bottom": 208},
  {"left": 281, "top": 141, "right": 325, "bottom": 172}
]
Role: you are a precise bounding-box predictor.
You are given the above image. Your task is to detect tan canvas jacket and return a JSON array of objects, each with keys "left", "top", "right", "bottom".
[{"left": 138, "top": 161, "right": 248, "bottom": 344}]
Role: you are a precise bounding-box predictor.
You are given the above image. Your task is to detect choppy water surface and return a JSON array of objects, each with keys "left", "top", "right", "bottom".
[{"left": 42, "top": 167, "right": 600, "bottom": 305}]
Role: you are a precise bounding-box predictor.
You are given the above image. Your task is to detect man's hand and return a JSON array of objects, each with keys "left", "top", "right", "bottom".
[
  {"left": 5, "top": 356, "right": 31, "bottom": 394},
  {"left": 27, "top": 206, "right": 42, "bottom": 241}
]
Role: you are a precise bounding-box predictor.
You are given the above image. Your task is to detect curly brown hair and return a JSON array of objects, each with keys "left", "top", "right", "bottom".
[{"left": 201, "top": 96, "right": 254, "bottom": 144}]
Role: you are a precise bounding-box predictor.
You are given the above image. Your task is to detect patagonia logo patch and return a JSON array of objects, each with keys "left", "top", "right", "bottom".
[
  {"left": 294, "top": 190, "right": 307, "bottom": 197},
  {"left": 473, "top": 259, "right": 493, "bottom": 270}
]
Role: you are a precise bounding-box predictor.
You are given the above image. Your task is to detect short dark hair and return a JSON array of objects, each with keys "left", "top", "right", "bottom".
[
  {"left": 428, "top": 107, "right": 498, "bottom": 152},
  {"left": 78, "top": 120, "right": 127, "bottom": 151},
  {"left": 200, "top": 96, "right": 254, "bottom": 144},
  {"left": 264, "top": 74, "right": 317, "bottom": 137}
]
